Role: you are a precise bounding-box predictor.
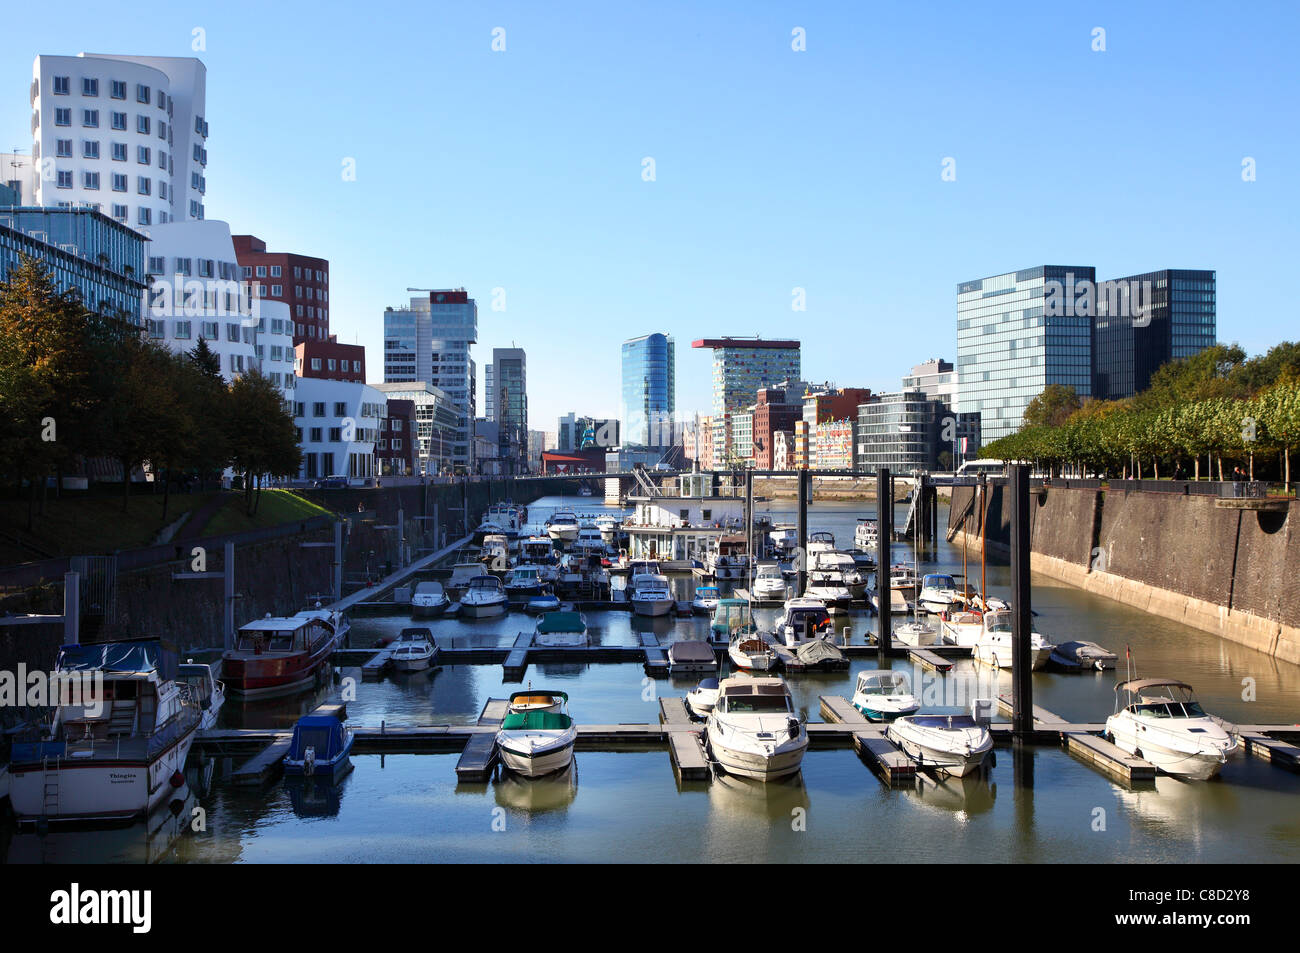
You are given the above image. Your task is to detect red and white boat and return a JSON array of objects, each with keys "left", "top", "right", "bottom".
[{"left": 222, "top": 606, "right": 347, "bottom": 699}]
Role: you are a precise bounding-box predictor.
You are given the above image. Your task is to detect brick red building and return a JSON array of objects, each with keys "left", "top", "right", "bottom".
[
  {"left": 294, "top": 336, "right": 365, "bottom": 383},
  {"left": 539, "top": 448, "right": 606, "bottom": 474},
  {"left": 232, "top": 234, "right": 330, "bottom": 345},
  {"left": 752, "top": 387, "right": 804, "bottom": 469},
  {"left": 377, "top": 399, "right": 417, "bottom": 476}
]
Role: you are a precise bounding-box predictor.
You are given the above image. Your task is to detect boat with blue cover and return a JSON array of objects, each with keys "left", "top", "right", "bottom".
[{"left": 284, "top": 714, "right": 354, "bottom": 779}]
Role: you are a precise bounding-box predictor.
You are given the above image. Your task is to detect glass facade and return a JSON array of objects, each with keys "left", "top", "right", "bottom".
[
  {"left": 956, "top": 266, "right": 1094, "bottom": 443},
  {"left": 621, "top": 332, "right": 675, "bottom": 447},
  {"left": 694, "top": 339, "right": 801, "bottom": 466},
  {"left": 855, "top": 392, "right": 944, "bottom": 473},
  {"left": 486, "top": 347, "right": 528, "bottom": 473}
]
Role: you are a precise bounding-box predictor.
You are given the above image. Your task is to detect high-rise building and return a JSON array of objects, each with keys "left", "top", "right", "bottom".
[
  {"left": 232, "top": 235, "right": 329, "bottom": 344},
  {"left": 1092, "top": 269, "right": 1216, "bottom": 400},
  {"left": 371, "top": 381, "right": 462, "bottom": 476},
  {"left": 383, "top": 290, "right": 478, "bottom": 473},
  {"left": 621, "top": 333, "right": 675, "bottom": 448},
  {"left": 485, "top": 347, "right": 528, "bottom": 473},
  {"left": 855, "top": 392, "right": 947, "bottom": 473},
  {"left": 294, "top": 336, "right": 364, "bottom": 383},
  {"left": 557, "top": 413, "right": 619, "bottom": 452},
  {"left": 956, "top": 266, "right": 1095, "bottom": 443},
  {"left": 31, "top": 54, "right": 209, "bottom": 229},
  {"left": 692, "top": 337, "right": 801, "bottom": 467}
]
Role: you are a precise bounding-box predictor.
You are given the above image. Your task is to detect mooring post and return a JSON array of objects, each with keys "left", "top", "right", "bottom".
[
  {"left": 223, "top": 541, "right": 235, "bottom": 652},
  {"left": 796, "top": 469, "right": 809, "bottom": 595},
  {"left": 63, "top": 570, "right": 80, "bottom": 645},
  {"left": 333, "top": 520, "right": 344, "bottom": 604},
  {"left": 744, "top": 468, "right": 754, "bottom": 574},
  {"left": 877, "top": 467, "right": 892, "bottom": 655},
  {"left": 1010, "top": 463, "right": 1033, "bottom": 739}
]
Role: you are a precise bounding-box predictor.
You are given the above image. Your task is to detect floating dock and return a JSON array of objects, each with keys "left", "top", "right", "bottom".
[
  {"left": 455, "top": 698, "right": 509, "bottom": 782},
  {"left": 908, "top": 648, "right": 955, "bottom": 673},
  {"left": 819, "top": 695, "right": 916, "bottom": 786},
  {"left": 1063, "top": 731, "right": 1156, "bottom": 783},
  {"left": 658, "top": 697, "right": 709, "bottom": 781}
]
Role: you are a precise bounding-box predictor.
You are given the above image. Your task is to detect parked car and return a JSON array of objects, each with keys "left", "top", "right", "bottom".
[{"left": 314, "top": 475, "right": 349, "bottom": 489}]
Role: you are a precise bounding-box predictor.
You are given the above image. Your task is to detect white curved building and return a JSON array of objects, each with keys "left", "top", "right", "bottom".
[{"left": 30, "top": 53, "right": 207, "bottom": 229}]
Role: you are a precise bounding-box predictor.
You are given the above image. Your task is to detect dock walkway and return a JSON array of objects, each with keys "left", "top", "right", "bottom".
[{"left": 455, "top": 698, "right": 510, "bottom": 781}]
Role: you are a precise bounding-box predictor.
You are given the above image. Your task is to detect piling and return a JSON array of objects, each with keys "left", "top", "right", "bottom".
[
  {"left": 876, "top": 467, "right": 892, "bottom": 655},
  {"left": 1009, "top": 463, "right": 1033, "bottom": 740}
]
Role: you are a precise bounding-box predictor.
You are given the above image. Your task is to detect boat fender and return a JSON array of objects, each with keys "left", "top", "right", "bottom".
[
  {"left": 788, "top": 718, "right": 800, "bottom": 739},
  {"left": 169, "top": 770, "right": 184, "bottom": 788}
]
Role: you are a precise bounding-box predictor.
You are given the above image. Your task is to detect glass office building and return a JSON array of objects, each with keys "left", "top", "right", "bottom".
[
  {"left": 621, "top": 332, "right": 675, "bottom": 448},
  {"left": 692, "top": 337, "right": 801, "bottom": 466},
  {"left": 1092, "top": 269, "right": 1216, "bottom": 400},
  {"left": 956, "top": 266, "right": 1094, "bottom": 443},
  {"left": 485, "top": 347, "right": 528, "bottom": 473}
]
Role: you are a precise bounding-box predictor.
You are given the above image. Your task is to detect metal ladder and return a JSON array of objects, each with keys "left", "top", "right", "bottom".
[
  {"left": 899, "top": 488, "right": 920, "bottom": 539},
  {"left": 631, "top": 467, "right": 662, "bottom": 498},
  {"left": 42, "top": 756, "right": 60, "bottom": 818}
]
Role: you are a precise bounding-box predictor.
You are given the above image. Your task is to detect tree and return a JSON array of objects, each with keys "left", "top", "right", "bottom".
[
  {"left": 183, "top": 338, "right": 231, "bottom": 491},
  {"left": 227, "top": 368, "right": 301, "bottom": 515},
  {"left": 1257, "top": 381, "right": 1300, "bottom": 491},
  {"left": 1022, "top": 384, "right": 1081, "bottom": 429},
  {"left": 99, "top": 337, "right": 187, "bottom": 511}
]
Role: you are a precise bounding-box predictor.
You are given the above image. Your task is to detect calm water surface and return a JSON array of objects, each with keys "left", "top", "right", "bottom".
[{"left": 5, "top": 496, "right": 1299, "bottom": 863}]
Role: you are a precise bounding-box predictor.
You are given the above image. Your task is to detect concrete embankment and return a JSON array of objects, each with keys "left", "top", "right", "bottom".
[{"left": 948, "top": 483, "right": 1300, "bottom": 664}]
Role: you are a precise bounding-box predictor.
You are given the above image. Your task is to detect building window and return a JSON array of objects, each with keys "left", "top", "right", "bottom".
[
  {"left": 174, "top": 320, "right": 191, "bottom": 340},
  {"left": 112, "top": 142, "right": 127, "bottom": 161},
  {"left": 310, "top": 427, "right": 322, "bottom": 442},
  {"left": 271, "top": 285, "right": 282, "bottom": 296},
  {"left": 56, "top": 139, "right": 72, "bottom": 157},
  {"left": 82, "top": 171, "right": 100, "bottom": 190},
  {"left": 255, "top": 265, "right": 266, "bottom": 277},
  {"left": 159, "top": 181, "right": 167, "bottom": 200},
  {"left": 81, "top": 77, "right": 99, "bottom": 97},
  {"left": 138, "top": 207, "right": 151, "bottom": 225},
  {"left": 111, "top": 203, "right": 127, "bottom": 220},
  {"left": 137, "top": 145, "right": 150, "bottom": 164},
  {"left": 199, "top": 259, "right": 214, "bottom": 278},
  {"left": 175, "top": 257, "right": 191, "bottom": 276},
  {"left": 334, "top": 402, "right": 346, "bottom": 416},
  {"left": 82, "top": 109, "right": 99, "bottom": 127},
  {"left": 137, "top": 176, "right": 150, "bottom": 195},
  {"left": 327, "top": 359, "right": 336, "bottom": 371},
  {"left": 158, "top": 150, "right": 166, "bottom": 169},
  {"left": 201, "top": 321, "right": 218, "bottom": 339},
  {"left": 158, "top": 120, "right": 166, "bottom": 139},
  {"left": 137, "top": 114, "right": 150, "bottom": 135},
  {"left": 111, "top": 111, "right": 127, "bottom": 130},
  {"left": 55, "top": 107, "right": 71, "bottom": 126},
  {"left": 352, "top": 360, "right": 361, "bottom": 372},
  {"left": 329, "top": 428, "right": 342, "bottom": 442},
  {"left": 111, "top": 80, "right": 126, "bottom": 100},
  {"left": 53, "top": 76, "right": 70, "bottom": 95},
  {"left": 146, "top": 319, "right": 165, "bottom": 339},
  {"left": 56, "top": 170, "right": 73, "bottom": 189},
  {"left": 112, "top": 173, "right": 127, "bottom": 192},
  {"left": 136, "top": 84, "right": 150, "bottom": 103},
  {"left": 312, "top": 402, "right": 325, "bottom": 417},
  {"left": 82, "top": 140, "right": 99, "bottom": 159},
  {"left": 226, "top": 324, "right": 239, "bottom": 342},
  {"left": 270, "top": 265, "right": 281, "bottom": 277}
]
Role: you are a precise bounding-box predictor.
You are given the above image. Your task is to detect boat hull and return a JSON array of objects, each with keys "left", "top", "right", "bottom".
[
  {"left": 548, "top": 527, "right": 579, "bottom": 543},
  {"left": 497, "top": 734, "right": 576, "bottom": 777},
  {"left": 706, "top": 730, "right": 806, "bottom": 781},
  {"left": 887, "top": 726, "right": 991, "bottom": 778},
  {"left": 460, "top": 599, "right": 506, "bottom": 618},
  {"left": 632, "top": 597, "right": 675, "bottom": 617},
  {"left": 410, "top": 601, "right": 448, "bottom": 619},
  {"left": 727, "top": 647, "right": 775, "bottom": 671},
  {"left": 1106, "top": 717, "right": 1230, "bottom": 780},
  {"left": 391, "top": 654, "right": 432, "bottom": 672}
]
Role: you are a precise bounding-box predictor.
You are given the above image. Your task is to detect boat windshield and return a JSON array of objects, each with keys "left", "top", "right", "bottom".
[
  {"left": 984, "top": 612, "right": 1013, "bottom": 633},
  {"left": 725, "top": 694, "right": 791, "bottom": 713},
  {"left": 923, "top": 574, "right": 955, "bottom": 589},
  {"left": 1134, "top": 701, "right": 1207, "bottom": 718},
  {"left": 860, "top": 672, "right": 909, "bottom": 693}
]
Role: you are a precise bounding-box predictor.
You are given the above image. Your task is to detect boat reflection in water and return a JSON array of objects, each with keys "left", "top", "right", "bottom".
[
  {"left": 493, "top": 761, "right": 579, "bottom": 815},
  {"left": 707, "top": 769, "right": 810, "bottom": 822},
  {"left": 909, "top": 766, "right": 998, "bottom": 818},
  {"left": 1113, "top": 773, "right": 1239, "bottom": 836},
  {"left": 286, "top": 774, "right": 351, "bottom": 819},
  {"left": 2, "top": 783, "right": 199, "bottom": 864}
]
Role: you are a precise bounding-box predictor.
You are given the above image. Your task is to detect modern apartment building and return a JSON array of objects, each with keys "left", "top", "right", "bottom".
[
  {"left": 855, "top": 391, "right": 947, "bottom": 473},
  {"left": 294, "top": 336, "right": 364, "bottom": 383},
  {"left": 383, "top": 290, "right": 478, "bottom": 473},
  {"left": 956, "top": 266, "right": 1095, "bottom": 443},
  {"left": 751, "top": 386, "right": 804, "bottom": 469},
  {"left": 485, "top": 347, "right": 528, "bottom": 473},
  {"left": 30, "top": 54, "right": 209, "bottom": 229},
  {"left": 621, "top": 333, "right": 676, "bottom": 448},
  {"left": 692, "top": 337, "right": 800, "bottom": 467},
  {"left": 376, "top": 399, "right": 417, "bottom": 477},
  {"left": 232, "top": 235, "right": 329, "bottom": 344},
  {"left": 292, "top": 378, "right": 385, "bottom": 483},
  {"left": 371, "top": 381, "right": 462, "bottom": 477}
]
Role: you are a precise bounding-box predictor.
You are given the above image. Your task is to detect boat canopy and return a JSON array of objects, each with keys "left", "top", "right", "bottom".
[
  {"left": 508, "top": 689, "right": 569, "bottom": 703},
  {"left": 923, "top": 574, "right": 956, "bottom": 588},
  {"left": 413, "top": 581, "right": 444, "bottom": 596},
  {"left": 857, "top": 670, "right": 910, "bottom": 692},
  {"left": 55, "top": 639, "right": 177, "bottom": 680},
  {"left": 536, "top": 612, "right": 586, "bottom": 634},
  {"left": 289, "top": 714, "right": 349, "bottom": 760},
  {"left": 670, "top": 641, "right": 716, "bottom": 663},
  {"left": 909, "top": 714, "right": 979, "bottom": 729},
  {"left": 501, "top": 709, "right": 572, "bottom": 731},
  {"left": 396, "top": 627, "right": 433, "bottom": 643}
]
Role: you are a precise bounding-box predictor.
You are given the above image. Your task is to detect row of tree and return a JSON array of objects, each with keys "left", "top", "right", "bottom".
[
  {"left": 981, "top": 344, "right": 1300, "bottom": 487},
  {"left": 0, "top": 256, "right": 302, "bottom": 524}
]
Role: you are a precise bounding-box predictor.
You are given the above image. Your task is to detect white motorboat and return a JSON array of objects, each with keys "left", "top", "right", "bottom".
[
  {"left": 390, "top": 627, "right": 438, "bottom": 672},
  {"left": 631, "top": 573, "right": 675, "bottom": 617},
  {"left": 178, "top": 661, "right": 225, "bottom": 730},
  {"left": 892, "top": 619, "right": 942, "bottom": 647},
  {"left": 727, "top": 635, "right": 777, "bottom": 672},
  {"left": 918, "top": 573, "right": 963, "bottom": 614},
  {"left": 7, "top": 640, "right": 202, "bottom": 824},
  {"left": 546, "top": 510, "right": 580, "bottom": 543},
  {"left": 751, "top": 561, "right": 788, "bottom": 601},
  {"left": 410, "top": 580, "right": 450, "bottom": 617},
  {"left": 806, "top": 530, "right": 836, "bottom": 556},
  {"left": 776, "top": 597, "right": 835, "bottom": 648},
  {"left": 472, "top": 519, "right": 505, "bottom": 544},
  {"left": 686, "top": 677, "right": 720, "bottom": 718},
  {"left": 460, "top": 575, "right": 507, "bottom": 617},
  {"left": 769, "top": 525, "right": 799, "bottom": 555},
  {"left": 496, "top": 690, "right": 577, "bottom": 777},
  {"left": 1105, "top": 679, "right": 1238, "bottom": 780},
  {"left": 525, "top": 587, "right": 561, "bottom": 614},
  {"left": 447, "top": 561, "right": 490, "bottom": 595},
  {"left": 484, "top": 502, "right": 525, "bottom": 536},
  {"left": 853, "top": 518, "right": 878, "bottom": 552},
  {"left": 706, "top": 549, "right": 750, "bottom": 581},
  {"left": 1049, "top": 640, "right": 1118, "bottom": 672},
  {"left": 668, "top": 640, "right": 718, "bottom": 675},
  {"left": 808, "top": 550, "right": 867, "bottom": 598},
  {"left": 972, "top": 609, "right": 1055, "bottom": 670},
  {"left": 887, "top": 710, "right": 994, "bottom": 778},
  {"left": 479, "top": 534, "right": 511, "bottom": 573},
  {"left": 533, "top": 611, "right": 589, "bottom": 647},
  {"left": 691, "top": 585, "right": 721, "bottom": 614},
  {"left": 706, "top": 677, "right": 808, "bottom": 781},
  {"left": 803, "top": 582, "right": 852, "bottom": 612},
  {"left": 886, "top": 562, "right": 921, "bottom": 596},
  {"left": 504, "top": 565, "right": 547, "bottom": 599},
  {"left": 852, "top": 669, "right": 920, "bottom": 722},
  {"left": 940, "top": 609, "right": 986, "bottom": 647},
  {"left": 595, "top": 515, "right": 620, "bottom": 542}
]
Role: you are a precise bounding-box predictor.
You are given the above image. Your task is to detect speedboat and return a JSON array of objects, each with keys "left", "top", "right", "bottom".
[
  {"left": 692, "top": 585, "right": 721, "bottom": 614},
  {"left": 595, "top": 515, "right": 620, "bottom": 542},
  {"left": 223, "top": 610, "right": 342, "bottom": 697},
  {"left": 972, "top": 609, "right": 1054, "bottom": 670},
  {"left": 887, "top": 710, "right": 994, "bottom": 777},
  {"left": 669, "top": 640, "right": 718, "bottom": 674},
  {"left": 525, "top": 587, "right": 561, "bottom": 614},
  {"left": 448, "top": 561, "right": 490, "bottom": 596},
  {"left": 892, "top": 618, "right": 942, "bottom": 646},
  {"left": 1049, "top": 640, "right": 1117, "bottom": 672},
  {"left": 686, "top": 677, "right": 720, "bottom": 718},
  {"left": 631, "top": 574, "right": 675, "bottom": 617},
  {"left": 284, "top": 713, "right": 354, "bottom": 778},
  {"left": 853, "top": 518, "right": 878, "bottom": 552},
  {"left": 751, "top": 561, "right": 788, "bottom": 601},
  {"left": 390, "top": 627, "right": 438, "bottom": 672},
  {"left": 533, "top": 611, "right": 589, "bottom": 647},
  {"left": 1105, "top": 679, "right": 1237, "bottom": 780},
  {"left": 776, "top": 597, "right": 835, "bottom": 648},
  {"left": 7, "top": 640, "right": 201, "bottom": 824},
  {"left": 504, "top": 565, "right": 547, "bottom": 599},
  {"left": 803, "top": 582, "right": 852, "bottom": 612},
  {"left": 808, "top": 550, "right": 867, "bottom": 599},
  {"left": 178, "top": 660, "right": 225, "bottom": 730},
  {"left": 887, "top": 562, "right": 921, "bottom": 596},
  {"left": 918, "top": 573, "right": 963, "bottom": 614},
  {"left": 410, "top": 580, "right": 450, "bottom": 617},
  {"left": 806, "top": 530, "right": 836, "bottom": 556},
  {"left": 546, "top": 510, "right": 580, "bottom": 543},
  {"left": 706, "top": 677, "right": 807, "bottom": 781},
  {"left": 479, "top": 534, "right": 511, "bottom": 573},
  {"left": 769, "top": 525, "right": 799, "bottom": 555},
  {"left": 852, "top": 669, "right": 921, "bottom": 722},
  {"left": 728, "top": 635, "right": 777, "bottom": 672},
  {"left": 461, "top": 575, "right": 507, "bottom": 618},
  {"left": 496, "top": 690, "right": 577, "bottom": 777}
]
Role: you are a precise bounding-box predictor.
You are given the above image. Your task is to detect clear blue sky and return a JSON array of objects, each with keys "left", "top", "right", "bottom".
[{"left": 5, "top": 2, "right": 1297, "bottom": 429}]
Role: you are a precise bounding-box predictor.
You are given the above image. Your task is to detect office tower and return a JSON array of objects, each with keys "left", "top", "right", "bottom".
[
  {"left": 485, "top": 347, "right": 528, "bottom": 474},
  {"left": 621, "top": 333, "right": 676, "bottom": 448},
  {"left": 691, "top": 337, "right": 800, "bottom": 466}
]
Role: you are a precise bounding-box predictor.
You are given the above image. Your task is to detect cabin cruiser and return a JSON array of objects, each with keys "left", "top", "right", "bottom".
[
  {"left": 710, "top": 597, "right": 755, "bottom": 649},
  {"left": 447, "top": 561, "right": 490, "bottom": 596},
  {"left": 853, "top": 518, "right": 878, "bottom": 552},
  {"left": 526, "top": 587, "right": 561, "bottom": 614},
  {"left": 461, "top": 575, "right": 508, "bottom": 618},
  {"left": 546, "top": 510, "right": 580, "bottom": 543},
  {"left": 892, "top": 618, "right": 942, "bottom": 647},
  {"left": 484, "top": 502, "right": 526, "bottom": 536},
  {"left": 496, "top": 690, "right": 577, "bottom": 777},
  {"left": 479, "top": 534, "right": 512, "bottom": 573},
  {"left": 390, "top": 627, "right": 438, "bottom": 672},
  {"left": 410, "top": 580, "right": 451, "bottom": 618},
  {"left": 1049, "top": 640, "right": 1118, "bottom": 672},
  {"left": 692, "top": 585, "right": 721, "bottom": 614},
  {"left": 471, "top": 519, "right": 505, "bottom": 545},
  {"left": 519, "top": 536, "right": 559, "bottom": 579},
  {"left": 533, "top": 611, "right": 589, "bottom": 647},
  {"left": 751, "top": 561, "right": 788, "bottom": 601},
  {"left": 631, "top": 573, "right": 675, "bottom": 617},
  {"left": 178, "top": 660, "right": 225, "bottom": 730},
  {"left": 686, "top": 677, "right": 720, "bottom": 718},
  {"left": 918, "top": 573, "right": 963, "bottom": 614},
  {"left": 595, "top": 514, "right": 620, "bottom": 543},
  {"left": 1105, "top": 679, "right": 1238, "bottom": 780},
  {"left": 705, "top": 548, "right": 750, "bottom": 581},
  {"left": 809, "top": 550, "right": 867, "bottom": 598},
  {"left": 769, "top": 525, "right": 799, "bottom": 556},
  {"left": 728, "top": 635, "right": 777, "bottom": 672},
  {"left": 939, "top": 608, "right": 986, "bottom": 647},
  {"left": 852, "top": 670, "right": 921, "bottom": 722},
  {"left": 886, "top": 562, "right": 921, "bottom": 596},
  {"left": 557, "top": 549, "right": 611, "bottom": 598},
  {"left": 776, "top": 597, "right": 835, "bottom": 648},
  {"left": 887, "top": 708, "right": 994, "bottom": 778},
  {"left": 803, "top": 582, "right": 852, "bottom": 612},
  {"left": 284, "top": 713, "right": 354, "bottom": 779},
  {"left": 504, "top": 565, "right": 547, "bottom": 599},
  {"left": 668, "top": 640, "right": 718, "bottom": 675},
  {"left": 8, "top": 640, "right": 201, "bottom": 824},
  {"left": 706, "top": 677, "right": 807, "bottom": 781},
  {"left": 223, "top": 610, "right": 343, "bottom": 698},
  {"left": 972, "top": 609, "right": 1055, "bottom": 670},
  {"left": 806, "top": 530, "right": 836, "bottom": 556}
]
